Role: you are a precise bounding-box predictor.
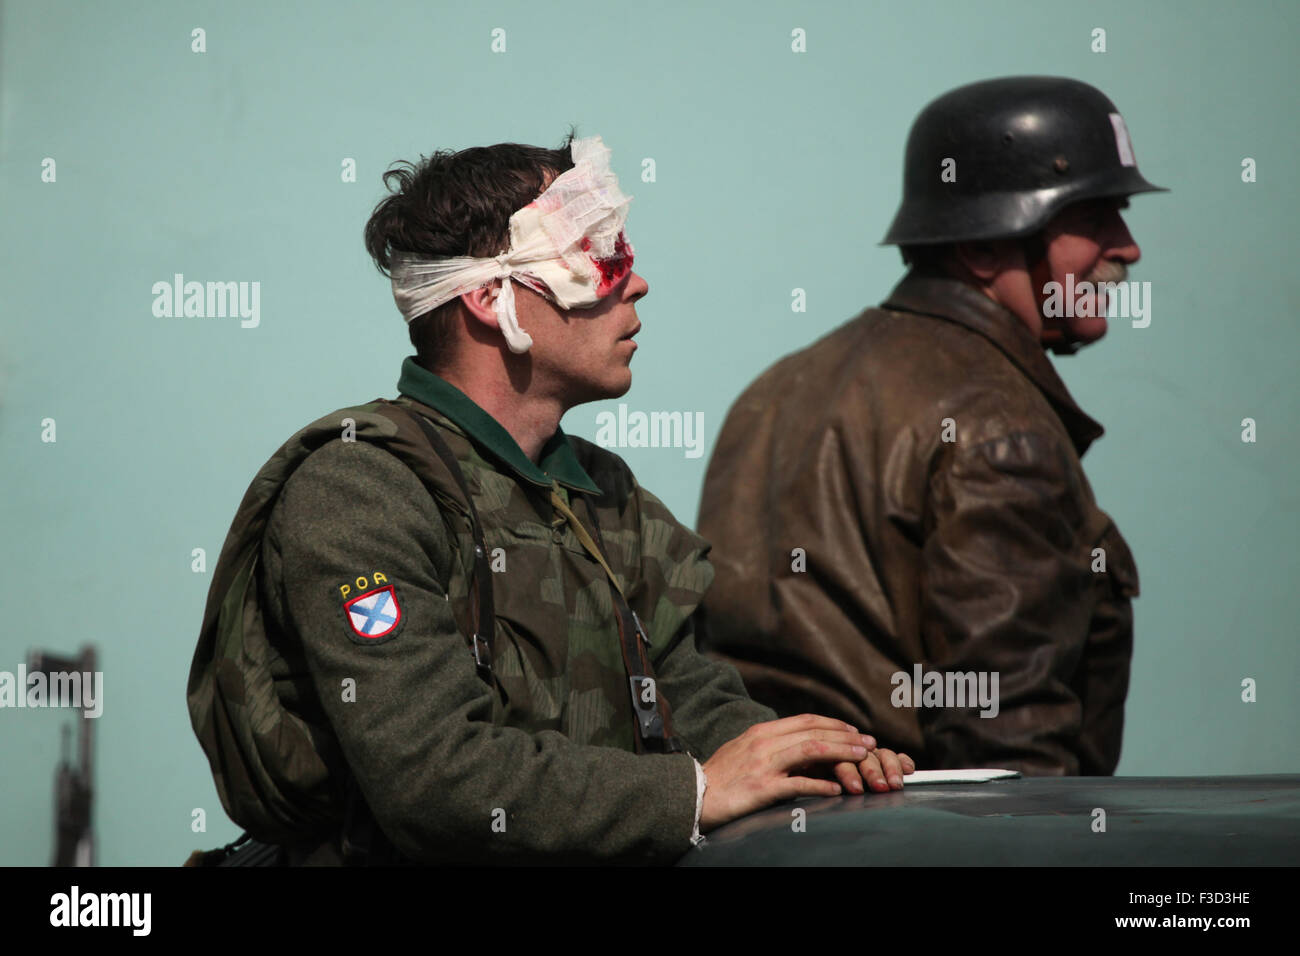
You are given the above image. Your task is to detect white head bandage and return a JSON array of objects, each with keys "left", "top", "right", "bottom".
[{"left": 389, "top": 135, "right": 634, "bottom": 354}]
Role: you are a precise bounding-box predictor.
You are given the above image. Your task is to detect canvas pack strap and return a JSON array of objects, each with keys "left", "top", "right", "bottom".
[
  {"left": 550, "top": 490, "right": 684, "bottom": 755},
  {"left": 398, "top": 406, "right": 497, "bottom": 673}
]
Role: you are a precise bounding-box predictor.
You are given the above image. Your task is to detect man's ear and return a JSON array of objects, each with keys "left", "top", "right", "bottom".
[
  {"left": 952, "top": 240, "right": 1014, "bottom": 281},
  {"left": 459, "top": 283, "right": 503, "bottom": 332}
]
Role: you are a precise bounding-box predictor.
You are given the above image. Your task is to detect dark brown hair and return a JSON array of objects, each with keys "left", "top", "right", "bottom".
[{"left": 364, "top": 130, "right": 577, "bottom": 372}]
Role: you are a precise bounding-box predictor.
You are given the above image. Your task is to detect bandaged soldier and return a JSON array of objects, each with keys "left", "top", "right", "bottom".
[{"left": 188, "top": 133, "right": 913, "bottom": 865}]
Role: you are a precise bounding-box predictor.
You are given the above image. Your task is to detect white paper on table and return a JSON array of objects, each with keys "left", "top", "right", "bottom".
[{"left": 901, "top": 769, "right": 1022, "bottom": 785}]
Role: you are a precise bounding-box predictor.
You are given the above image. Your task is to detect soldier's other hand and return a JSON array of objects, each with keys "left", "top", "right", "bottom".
[
  {"left": 821, "top": 740, "right": 915, "bottom": 795},
  {"left": 700, "top": 714, "right": 873, "bottom": 832},
  {"left": 857, "top": 748, "right": 915, "bottom": 792}
]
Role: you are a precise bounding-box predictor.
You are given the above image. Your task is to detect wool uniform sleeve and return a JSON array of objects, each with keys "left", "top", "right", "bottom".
[
  {"left": 265, "top": 438, "right": 698, "bottom": 864},
  {"left": 651, "top": 610, "right": 776, "bottom": 761}
]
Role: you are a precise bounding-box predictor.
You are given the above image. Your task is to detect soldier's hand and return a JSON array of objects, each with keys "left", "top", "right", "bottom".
[
  {"left": 818, "top": 751, "right": 916, "bottom": 794},
  {"left": 854, "top": 748, "right": 915, "bottom": 792},
  {"left": 700, "top": 714, "right": 874, "bottom": 832}
]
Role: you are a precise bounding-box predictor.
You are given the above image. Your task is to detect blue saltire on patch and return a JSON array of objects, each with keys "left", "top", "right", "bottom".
[{"left": 344, "top": 584, "right": 401, "bottom": 640}]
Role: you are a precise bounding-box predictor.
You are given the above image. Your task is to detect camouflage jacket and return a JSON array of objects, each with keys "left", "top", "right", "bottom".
[{"left": 198, "top": 356, "right": 772, "bottom": 865}]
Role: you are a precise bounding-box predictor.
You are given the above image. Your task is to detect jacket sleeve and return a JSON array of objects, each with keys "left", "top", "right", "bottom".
[
  {"left": 918, "top": 430, "right": 1105, "bottom": 775},
  {"left": 1073, "top": 520, "right": 1138, "bottom": 774},
  {"left": 264, "top": 438, "right": 698, "bottom": 864},
  {"left": 650, "top": 610, "right": 777, "bottom": 760}
]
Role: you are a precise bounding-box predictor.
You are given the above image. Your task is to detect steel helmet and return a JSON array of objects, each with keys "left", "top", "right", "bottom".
[{"left": 882, "top": 76, "right": 1167, "bottom": 246}]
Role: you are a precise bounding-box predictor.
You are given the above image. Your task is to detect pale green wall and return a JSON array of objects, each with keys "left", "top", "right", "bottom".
[{"left": 2, "top": 0, "right": 1296, "bottom": 865}]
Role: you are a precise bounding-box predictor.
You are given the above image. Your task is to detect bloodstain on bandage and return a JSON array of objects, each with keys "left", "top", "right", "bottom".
[{"left": 583, "top": 231, "right": 635, "bottom": 297}]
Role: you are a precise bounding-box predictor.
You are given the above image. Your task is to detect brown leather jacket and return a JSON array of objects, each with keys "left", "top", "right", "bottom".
[{"left": 697, "top": 269, "right": 1139, "bottom": 775}]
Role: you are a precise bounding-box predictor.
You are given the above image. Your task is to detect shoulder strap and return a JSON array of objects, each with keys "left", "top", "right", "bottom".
[
  {"left": 383, "top": 401, "right": 497, "bottom": 674},
  {"left": 566, "top": 491, "right": 685, "bottom": 756}
]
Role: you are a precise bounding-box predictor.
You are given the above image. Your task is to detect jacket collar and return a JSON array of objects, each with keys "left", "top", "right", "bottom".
[
  {"left": 882, "top": 269, "right": 1105, "bottom": 456},
  {"left": 396, "top": 356, "right": 602, "bottom": 494}
]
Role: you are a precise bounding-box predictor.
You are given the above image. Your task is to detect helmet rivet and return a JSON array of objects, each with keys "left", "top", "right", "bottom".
[{"left": 1054, "top": 156, "right": 1070, "bottom": 174}]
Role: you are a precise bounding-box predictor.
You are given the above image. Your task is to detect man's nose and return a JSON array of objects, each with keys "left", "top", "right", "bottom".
[
  {"left": 626, "top": 270, "right": 649, "bottom": 301},
  {"left": 1108, "top": 212, "right": 1141, "bottom": 266}
]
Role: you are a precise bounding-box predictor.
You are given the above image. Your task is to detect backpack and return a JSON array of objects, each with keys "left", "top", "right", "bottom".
[{"left": 185, "top": 398, "right": 492, "bottom": 863}]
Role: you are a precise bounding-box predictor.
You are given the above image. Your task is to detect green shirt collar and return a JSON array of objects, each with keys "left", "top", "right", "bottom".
[{"left": 397, "top": 356, "right": 601, "bottom": 494}]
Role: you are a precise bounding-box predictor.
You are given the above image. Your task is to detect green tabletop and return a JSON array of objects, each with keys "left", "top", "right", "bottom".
[{"left": 680, "top": 775, "right": 1300, "bottom": 866}]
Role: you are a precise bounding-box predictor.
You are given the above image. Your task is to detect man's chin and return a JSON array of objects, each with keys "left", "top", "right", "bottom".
[
  {"left": 606, "top": 370, "right": 633, "bottom": 399},
  {"left": 570, "top": 372, "right": 633, "bottom": 407},
  {"left": 1066, "top": 314, "right": 1108, "bottom": 343}
]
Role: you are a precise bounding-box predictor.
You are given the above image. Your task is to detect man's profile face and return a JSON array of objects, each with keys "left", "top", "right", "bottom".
[
  {"left": 498, "top": 168, "right": 647, "bottom": 407},
  {"left": 514, "top": 265, "right": 649, "bottom": 407},
  {"left": 1039, "top": 197, "right": 1141, "bottom": 345}
]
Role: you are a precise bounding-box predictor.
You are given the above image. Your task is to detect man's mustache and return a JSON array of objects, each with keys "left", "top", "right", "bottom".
[{"left": 1085, "top": 260, "right": 1128, "bottom": 284}]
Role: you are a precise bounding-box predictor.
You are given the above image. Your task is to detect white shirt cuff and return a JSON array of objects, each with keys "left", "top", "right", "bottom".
[{"left": 690, "top": 757, "right": 707, "bottom": 848}]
